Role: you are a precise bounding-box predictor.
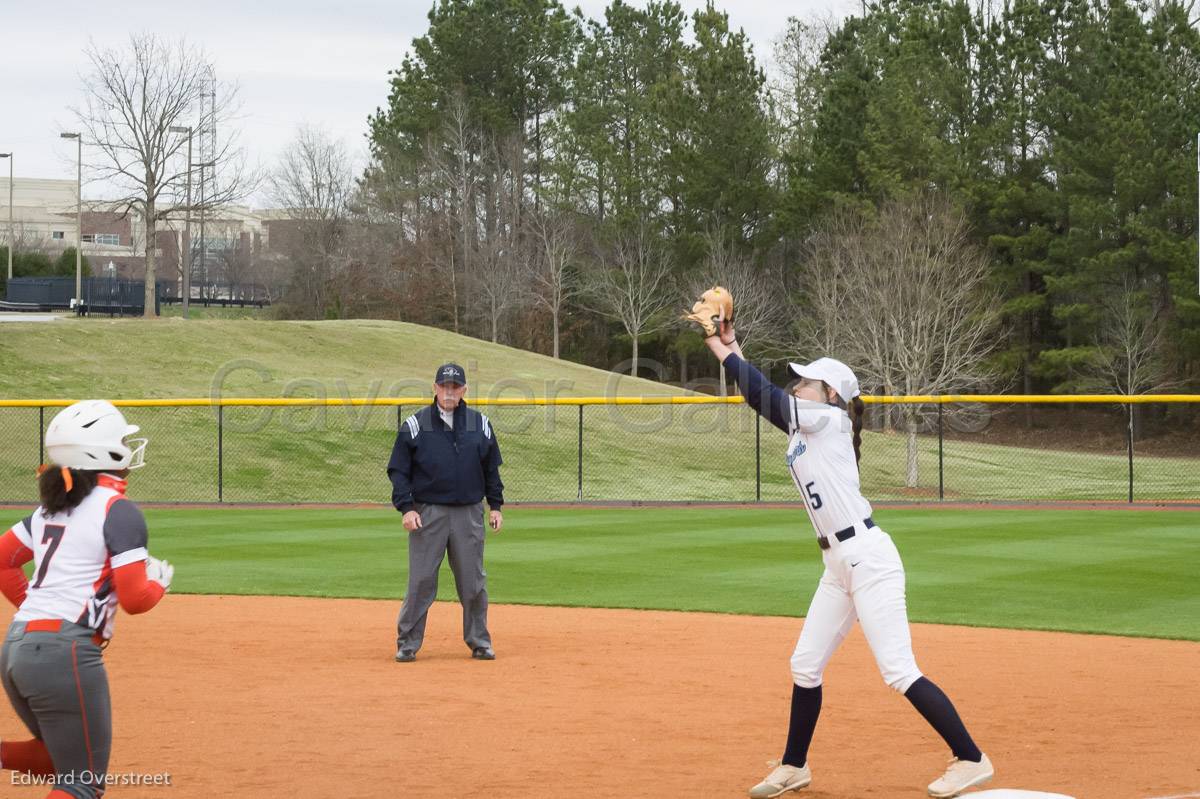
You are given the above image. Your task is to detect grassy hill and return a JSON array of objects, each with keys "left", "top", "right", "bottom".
[
  {"left": 0, "top": 317, "right": 1194, "bottom": 504},
  {"left": 0, "top": 317, "right": 679, "bottom": 399}
]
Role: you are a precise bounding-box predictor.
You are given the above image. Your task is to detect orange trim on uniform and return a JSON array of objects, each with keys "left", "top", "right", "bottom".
[
  {"left": 23, "top": 618, "right": 64, "bottom": 633},
  {"left": 24, "top": 618, "right": 104, "bottom": 647},
  {"left": 97, "top": 474, "right": 127, "bottom": 493},
  {"left": 70, "top": 641, "right": 95, "bottom": 775}
]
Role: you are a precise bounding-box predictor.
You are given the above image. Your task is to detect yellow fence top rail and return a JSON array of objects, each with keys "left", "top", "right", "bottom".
[{"left": 0, "top": 394, "right": 1197, "bottom": 408}]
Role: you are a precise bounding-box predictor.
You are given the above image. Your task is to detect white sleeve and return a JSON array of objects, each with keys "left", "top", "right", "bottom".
[{"left": 111, "top": 547, "right": 149, "bottom": 569}]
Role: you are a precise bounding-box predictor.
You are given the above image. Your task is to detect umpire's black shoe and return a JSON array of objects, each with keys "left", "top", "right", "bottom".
[
  {"left": 471, "top": 647, "right": 495, "bottom": 660},
  {"left": 395, "top": 649, "right": 416, "bottom": 663}
]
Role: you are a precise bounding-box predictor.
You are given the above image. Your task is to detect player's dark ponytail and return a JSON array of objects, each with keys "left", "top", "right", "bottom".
[
  {"left": 849, "top": 396, "right": 865, "bottom": 465},
  {"left": 38, "top": 466, "right": 99, "bottom": 515},
  {"left": 827, "top": 381, "right": 865, "bottom": 465}
]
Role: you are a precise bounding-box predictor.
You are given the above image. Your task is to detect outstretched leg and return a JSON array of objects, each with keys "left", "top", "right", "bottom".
[
  {"left": 785, "top": 568, "right": 856, "bottom": 765},
  {"left": 749, "top": 569, "right": 854, "bottom": 799},
  {"left": 904, "top": 677, "right": 982, "bottom": 762},
  {"left": 849, "top": 531, "right": 992, "bottom": 796}
]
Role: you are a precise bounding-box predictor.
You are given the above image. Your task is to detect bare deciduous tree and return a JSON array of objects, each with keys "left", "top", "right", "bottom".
[
  {"left": 270, "top": 125, "right": 355, "bottom": 318},
  {"left": 475, "top": 237, "right": 526, "bottom": 343},
  {"left": 425, "top": 91, "right": 480, "bottom": 334},
  {"left": 1073, "top": 275, "right": 1175, "bottom": 440},
  {"left": 1089, "top": 275, "right": 1173, "bottom": 396},
  {"left": 585, "top": 223, "right": 676, "bottom": 375},
  {"left": 5, "top": 224, "right": 51, "bottom": 258},
  {"left": 801, "top": 193, "right": 1003, "bottom": 487},
  {"left": 688, "top": 232, "right": 789, "bottom": 352},
  {"left": 206, "top": 222, "right": 254, "bottom": 300},
  {"left": 72, "top": 34, "right": 252, "bottom": 316},
  {"left": 796, "top": 215, "right": 856, "bottom": 357},
  {"left": 470, "top": 134, "right": 528, "bottom": 343},
  {"left": 768, "top": 17, "right": 831, "bottom": 141},
  {"left": 528, "top": 208, "right": 581, "bottom": 358},
  {"left": 336, "top": 218, "right": 412, "bottom": 317},
  {"left": 687, "top": 231, "right": 789, "bottom": 395}
]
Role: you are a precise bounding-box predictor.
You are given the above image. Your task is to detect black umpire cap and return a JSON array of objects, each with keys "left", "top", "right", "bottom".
[{"left": 435, "top": 363, "right": 467, "bottom": 386}]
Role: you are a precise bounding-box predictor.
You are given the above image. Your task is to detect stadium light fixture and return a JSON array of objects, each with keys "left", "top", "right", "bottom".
[{"left": 60, "top": 133, "right": 83, "bottom": 308}]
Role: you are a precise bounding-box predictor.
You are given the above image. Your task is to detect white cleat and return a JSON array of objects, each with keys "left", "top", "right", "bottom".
[
  {"left": 928, "top": 753, "right": 994, "bottom": 798},
  {"left": 749, "top": 760, "right": 811, "bottom": 798}
]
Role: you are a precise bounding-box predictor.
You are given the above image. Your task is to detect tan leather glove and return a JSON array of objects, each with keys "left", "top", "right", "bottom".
[{"left": 683, "top": 286, "right": 734, "bottom": 337}]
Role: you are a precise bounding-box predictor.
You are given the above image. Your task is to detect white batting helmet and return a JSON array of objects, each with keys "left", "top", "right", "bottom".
[{"left": 45, "top": 400, "right": 147, "bottom": 471}]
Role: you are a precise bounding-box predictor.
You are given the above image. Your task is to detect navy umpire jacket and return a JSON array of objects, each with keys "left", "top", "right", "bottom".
[{"left": 387, "top": 400, "right": 504, "bottom": 514}]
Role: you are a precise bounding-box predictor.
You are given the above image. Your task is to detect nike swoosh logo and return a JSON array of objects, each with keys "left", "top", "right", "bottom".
[{"left": 850, "top": 561, "right": 861, "bottom": 567}]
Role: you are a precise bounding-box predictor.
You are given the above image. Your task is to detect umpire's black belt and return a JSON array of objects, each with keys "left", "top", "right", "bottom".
[{"left": 817, "top": 517, "right": 875, "bottom": 550}]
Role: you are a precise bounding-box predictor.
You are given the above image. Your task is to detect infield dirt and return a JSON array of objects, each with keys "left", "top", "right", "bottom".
[{"left": 2, "top": 596, "right": 1196, "bottom": 798}]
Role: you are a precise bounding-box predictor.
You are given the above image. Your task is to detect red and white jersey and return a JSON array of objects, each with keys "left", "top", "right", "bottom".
[
  {"left": 783, "top": 398, "right": 874, "bottom": 539},
  {"left": 7, "top": 474, "right": 148, "bottom": 641}
]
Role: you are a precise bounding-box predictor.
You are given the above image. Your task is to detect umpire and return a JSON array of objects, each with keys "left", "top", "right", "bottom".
[{"left": 387, "top": 363, "right": 504, "bottom": 663}]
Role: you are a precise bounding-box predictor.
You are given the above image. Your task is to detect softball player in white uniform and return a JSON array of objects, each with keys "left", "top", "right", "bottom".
[
  {"left": 0, "top": 401, "right": 173, "bottom": 799},
  {"left": 702, "top": 330, "right": 994, "bottom": 799}
]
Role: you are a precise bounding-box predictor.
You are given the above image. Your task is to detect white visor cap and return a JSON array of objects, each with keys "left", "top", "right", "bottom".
[{"left": 787, "top": 357, "right": 861, "bottom": 402}]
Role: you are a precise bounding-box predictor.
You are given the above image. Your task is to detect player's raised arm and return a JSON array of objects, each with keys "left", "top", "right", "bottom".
[{"left": 684, "top": 286, "right": 793, "bottom": 433}]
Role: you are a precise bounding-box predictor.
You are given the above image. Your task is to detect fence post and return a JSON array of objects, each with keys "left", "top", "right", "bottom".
[
  {"left": 576, "top": 404, "right": 584, "bottom": 501},
  {"left": 218, "top": 405, "right": 224, "bottom": 503},
  {"left": 755, "top": 411, "right": 761, "bottom": 502},
  {"left": 38, "top": 407, "right": 44, "bottom": 463},
  {"left": 1127, "top": 402, "right": 1134, "bottom": 504},
  {"left": 937, "top": 402, "right": 944, "bottom": 501}
]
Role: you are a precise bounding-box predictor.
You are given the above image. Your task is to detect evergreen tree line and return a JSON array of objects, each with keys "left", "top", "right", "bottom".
[{"left": 343, "top": 0, "right": 1200, "bottom": 395}]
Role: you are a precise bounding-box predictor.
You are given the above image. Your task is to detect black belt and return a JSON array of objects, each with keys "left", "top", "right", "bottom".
[{"left": 817, "top": 516, "right": 875, "bottom": 550}]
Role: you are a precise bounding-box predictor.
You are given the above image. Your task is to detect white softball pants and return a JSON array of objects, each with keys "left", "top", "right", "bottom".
[{"left": 790, "top": 525, "right": 923, "bottom": 693}]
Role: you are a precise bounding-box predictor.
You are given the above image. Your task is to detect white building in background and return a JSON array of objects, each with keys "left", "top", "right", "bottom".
[
  {"left": 0, "top": 176, "right": 275, "bottom": 298},
  {"left": 0, "top": 177, "right": 83, "bottom": 248}
]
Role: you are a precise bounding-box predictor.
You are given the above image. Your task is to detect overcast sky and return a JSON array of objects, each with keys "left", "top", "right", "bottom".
[{"left": 0, "top": 0, "right": 855, "bottom": 207}]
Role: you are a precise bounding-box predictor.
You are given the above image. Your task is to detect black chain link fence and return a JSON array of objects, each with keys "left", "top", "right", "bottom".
[{"left": 0, "top": 400, "right": 1196, "bottom": 505}]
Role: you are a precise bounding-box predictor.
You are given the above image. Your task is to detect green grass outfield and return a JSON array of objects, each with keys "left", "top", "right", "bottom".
[{"left": 127, "top": 506, "right": 1200, "bottom": 641}]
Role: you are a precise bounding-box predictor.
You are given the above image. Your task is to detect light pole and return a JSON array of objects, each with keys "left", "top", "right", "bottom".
[
  {"left": 60, "top": 133, "right": 82, "bottom": 311},
  {"left": 169, "top": 125, "right": 193, "bottom": 318},
  {"left": 196, "top": 160, "right": 215, "bottom": 304},
  {"left": 0, "top": 152, "right": 11, "bottom": 281}
]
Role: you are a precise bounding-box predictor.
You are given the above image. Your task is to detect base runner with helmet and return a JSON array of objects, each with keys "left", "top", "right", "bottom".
[
  {"left": 686, "top": 290, "right": 994, "bottom": 799},
  {"left": 0, "top": 401, "right": 173, "bottom": 799}
]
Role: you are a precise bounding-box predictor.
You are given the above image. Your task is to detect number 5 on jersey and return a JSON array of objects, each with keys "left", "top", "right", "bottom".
[{"left": 803, "top": 481, "right": 823, "bottom": 510}]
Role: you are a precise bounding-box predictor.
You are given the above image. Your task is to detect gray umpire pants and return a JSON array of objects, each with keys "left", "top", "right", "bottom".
[
  {"left": 1, "top": 620, "right": 112, "bottom": 799},
  {"left": 397, "top": 501, "right": 492, "bottom": 652}
]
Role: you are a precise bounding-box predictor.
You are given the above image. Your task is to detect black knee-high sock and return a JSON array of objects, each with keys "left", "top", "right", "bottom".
[
  {"left": 904, "top": 676, "right": 982, "bottom": 762},
  {"left": 782, "top": 684, "right": 822, "bottom": 767}
]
